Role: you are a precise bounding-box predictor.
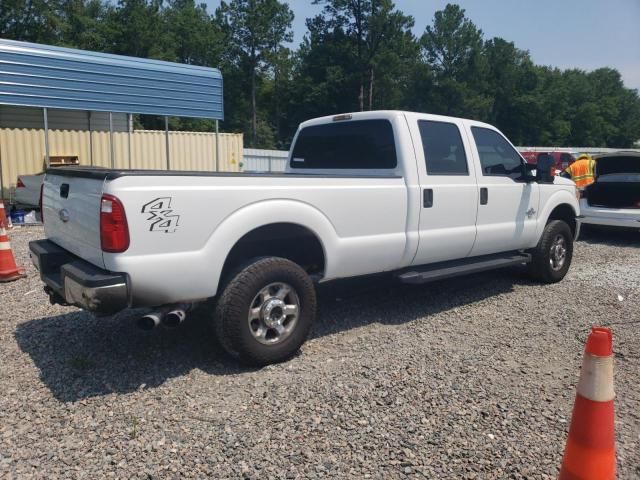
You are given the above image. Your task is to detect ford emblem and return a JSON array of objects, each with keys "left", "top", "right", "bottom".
[{"left": 59, "top": 208, "right": 70, "bottom": 223}]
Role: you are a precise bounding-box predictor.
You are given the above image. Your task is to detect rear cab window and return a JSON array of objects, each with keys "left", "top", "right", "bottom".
[{"left": 290, "top": 119, "right": 397, "bottom": 171}]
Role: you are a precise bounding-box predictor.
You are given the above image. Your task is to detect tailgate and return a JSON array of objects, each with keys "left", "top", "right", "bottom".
[{"left": 43, "top": 171, "right": 105, "bottom": 268}]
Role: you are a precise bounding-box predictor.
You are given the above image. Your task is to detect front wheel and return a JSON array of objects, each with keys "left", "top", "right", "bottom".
[
  {"left": 213, "top": 257, "right": 317, "bottom": 366},
  {"left": 528, "top": 220, "right": 574, "bottom": 283}
]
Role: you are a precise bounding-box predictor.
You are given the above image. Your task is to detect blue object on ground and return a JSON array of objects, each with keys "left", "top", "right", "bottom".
[{"left": 10, "top": 210, "right": 26, "bottom": 224}]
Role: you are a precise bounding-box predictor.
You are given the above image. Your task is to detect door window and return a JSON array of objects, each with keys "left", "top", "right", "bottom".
[
  {"left": 419, "top": 120, "right": 469, "bottom": 175},
  {"left": 471, "top": 127, "right": 525, "bottom": 180}
]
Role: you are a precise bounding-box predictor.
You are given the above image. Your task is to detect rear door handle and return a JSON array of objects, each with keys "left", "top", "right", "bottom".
[
  {"left": 480, "top": 187, "right": 488, "bottom": 205},
  {"left": 423, "top": 188, "right": 433, "bottom": 208}
]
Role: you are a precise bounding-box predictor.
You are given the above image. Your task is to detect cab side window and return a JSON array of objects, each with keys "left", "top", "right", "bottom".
[
  {"left": 471, "top": 127, "right": 525, "bottom": 180},
  {"left": 419, "top": 120, "right": 469, "bottom": 175}
]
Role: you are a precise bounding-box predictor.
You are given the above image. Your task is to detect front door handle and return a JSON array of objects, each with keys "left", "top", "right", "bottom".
[
  {"left": 480, "top": 187, "right": 488, "bottom": 205},
  {"left": 423, "top": 188, "right": 433, "bottom": 208}
]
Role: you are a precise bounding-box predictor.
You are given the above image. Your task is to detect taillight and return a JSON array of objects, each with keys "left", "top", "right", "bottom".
[
  {"left": 39, "top": 183, "right": 44, "bottom": 222},
  {"left": 17, "top": 178, "right": 26, "bottom": 188},
  {"left": 100, "top": 194, "right": 129, "bottom": 253},
  {"left": 635, "top": 200, "right": 640, "bottom": 209}
]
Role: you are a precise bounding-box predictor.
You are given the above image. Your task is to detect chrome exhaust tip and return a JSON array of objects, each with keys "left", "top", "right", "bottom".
[
  {"left": 137, "top": 313, "right": 162, "bottom": 330},
  {"left": 163, "top": 308, "right": 187, "bottom": 328}
]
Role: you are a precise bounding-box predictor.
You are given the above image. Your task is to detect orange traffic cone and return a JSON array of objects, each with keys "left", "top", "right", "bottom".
[
  {"left": 0, "top": 224, "right": 26, "bottom": 282},
  {"left": 559, "top": 326, "right": 615, "bottom": 480},
  {"left": 0, "top": 201, "right": 11, "bottom": 229}
]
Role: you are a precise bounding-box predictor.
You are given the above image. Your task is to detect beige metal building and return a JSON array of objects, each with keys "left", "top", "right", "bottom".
[{"left": 0, "top": 106, "right": 243, "bottom": 198}]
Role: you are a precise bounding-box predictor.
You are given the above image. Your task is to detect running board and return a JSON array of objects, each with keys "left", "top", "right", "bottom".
[{"left": 396, "top": 252, "right": 532, "bottom": 285}]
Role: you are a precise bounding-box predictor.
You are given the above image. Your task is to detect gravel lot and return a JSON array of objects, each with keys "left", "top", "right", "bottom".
[{"left": 0, "top": 225, "right": 638, "bottom": 479}]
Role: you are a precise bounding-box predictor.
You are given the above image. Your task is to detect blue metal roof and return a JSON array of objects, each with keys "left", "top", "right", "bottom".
[{"left": 0, "top": 39, "right": 223, "bottom": 119}]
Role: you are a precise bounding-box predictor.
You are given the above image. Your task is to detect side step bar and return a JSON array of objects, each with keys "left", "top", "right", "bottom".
[{"left": 396, "top": 252, "right": 532, "bottom": 285}]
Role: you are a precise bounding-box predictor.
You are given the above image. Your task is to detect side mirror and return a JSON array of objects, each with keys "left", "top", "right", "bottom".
[
  {"left": 536, "top": 155, "right": 556, "bottom": 183},
  {"left": 523, "top": 162, "right": 536, "bottom": 182}
]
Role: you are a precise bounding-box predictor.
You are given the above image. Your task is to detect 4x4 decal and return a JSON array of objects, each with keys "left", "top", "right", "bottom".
[{"left": 141, "top": 197, "right": 180, "bottom": 233}]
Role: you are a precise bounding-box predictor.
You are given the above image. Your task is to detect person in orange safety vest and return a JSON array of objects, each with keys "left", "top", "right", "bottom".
[{"left": 561, "top": 153, "right": 596, "bottom": 190}]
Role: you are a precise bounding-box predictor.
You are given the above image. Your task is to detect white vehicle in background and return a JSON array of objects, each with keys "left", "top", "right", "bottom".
[
  {"left": 30, "top": 110, "right": 580, "bottom": 365},
  {"left": 14, "top": 172, "right": 44, "bottom": 208},
  {"left": 579, "top": 151, "right": 640, "bottom": 231}
]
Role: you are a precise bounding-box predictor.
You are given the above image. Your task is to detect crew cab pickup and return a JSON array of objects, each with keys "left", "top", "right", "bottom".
[{"left": 30, "top": 111, "right": 580, "bottom": 365}]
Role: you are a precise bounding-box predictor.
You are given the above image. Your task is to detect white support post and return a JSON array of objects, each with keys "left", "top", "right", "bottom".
[
  {"left": 0, "top": 147, "right": 4, "bottom": 199},
  {"left": 43, "top": 108, "right": 50, "bottom": 168},
  {"left": 128, "top": 113, "right": 132, "bottom": 169},
  {"left": 88, "top": 111, "right": 94, "bottom": 166},
  {"left": 109, "top": 112, "right": 114, "bottom": 168},
  {"left": 215, "top": 120, "right": 219, "bottom": 172},
  {"left": 165, "top": 116, "right": 170, "bottom": 170}
]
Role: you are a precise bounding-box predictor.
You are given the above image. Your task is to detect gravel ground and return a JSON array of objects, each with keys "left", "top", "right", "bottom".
[{"left": 0, "top": 225, "right": 638, "bottom": 479}]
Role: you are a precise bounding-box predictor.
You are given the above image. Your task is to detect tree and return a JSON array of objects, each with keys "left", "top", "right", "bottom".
[
  {"left": 164, "top": 0, "right": 223, "bottom": 66},
  {"left": 420, "top": 3, "right": 489, "bottom": 117},
  {"left": 1, "top": 0, "right": 639, "bottom": 147},
  {"left": 60, "top": 0, "right": 112, "bottom": 51},
  {"left": 265, "top": 44, "right": 294, "bottom": 145},
  {"left": 0, "top": 0, "right": 66, "bottom": 44},
  {"left": 216, "top": 0, "right": 294, "bottom": 147},
  {"left": 482, "top": 37, "right": 538, "bottom": 144},
  {"left": 311, "top": 0, "right": 416, "bottom": 111}
]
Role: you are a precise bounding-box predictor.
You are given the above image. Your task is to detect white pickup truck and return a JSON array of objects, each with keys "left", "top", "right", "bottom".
[{"left": 30, "top": 111, "right": 580, "bottom": 365}]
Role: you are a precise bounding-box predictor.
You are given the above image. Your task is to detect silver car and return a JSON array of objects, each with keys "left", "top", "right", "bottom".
[
  {"left": 14, "top": 172, "right": 44, "bottom": 208},
  {"left": 579, "top": 152, "right": 640, "bottom": 231}
]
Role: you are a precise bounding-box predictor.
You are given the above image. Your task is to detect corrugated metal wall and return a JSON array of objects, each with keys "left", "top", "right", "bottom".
[
  {"left": 0, "top": 105, "right": 128, "bottom": 131},
  {"left": 242, "top": 148, "right": 288, "bottom": 172},
  {"left": 0, "top": 128, "right": 242, "bottom": 191}
]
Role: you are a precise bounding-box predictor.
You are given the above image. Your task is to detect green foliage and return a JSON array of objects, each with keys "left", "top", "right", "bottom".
[
  {"left": 1, "top": 0, "right": 639, "bottom": 147},
  {"left": 216, "top": 0, "right": 294, "bottom": 147}
]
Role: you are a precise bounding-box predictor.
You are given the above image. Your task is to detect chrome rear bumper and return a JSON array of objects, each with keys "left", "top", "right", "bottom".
[{"left": 29, "top": 239, "right": 129, "bottom": 314}]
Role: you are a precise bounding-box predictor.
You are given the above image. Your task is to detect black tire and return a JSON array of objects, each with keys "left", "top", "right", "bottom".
[
  {"left": 528, "top": 220, "right": 573, "bottom": 283},
  {"left": 213, "top": 257, "right": 316, "bottom": 366}
]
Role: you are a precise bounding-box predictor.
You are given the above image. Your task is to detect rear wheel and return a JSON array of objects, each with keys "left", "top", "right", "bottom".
[
  {"left": 213, "top": 257, "right": 316, "bottom": 366},
  {"left": 528, "top": 220, "right": 573, "bottom": 283}
]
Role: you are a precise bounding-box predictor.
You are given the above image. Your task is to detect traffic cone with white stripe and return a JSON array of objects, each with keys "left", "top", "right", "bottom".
[
  {"left": 0, "top": 224, "right": 26, "bottom": 282},
  {"left": 0, "top": 201, "right": 11, "bottom": 229},
  {"left": 559, "top": 326, "right": 615, "bottom": 480}
]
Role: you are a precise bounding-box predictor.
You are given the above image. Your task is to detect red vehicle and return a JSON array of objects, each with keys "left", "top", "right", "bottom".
[{"left": 520, "top": 151, "right": 578, "bottom": 171}]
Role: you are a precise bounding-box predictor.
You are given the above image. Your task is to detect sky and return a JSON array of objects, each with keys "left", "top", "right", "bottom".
[{"left": 205, "top": 0, "right": 640, "bottom": 91}]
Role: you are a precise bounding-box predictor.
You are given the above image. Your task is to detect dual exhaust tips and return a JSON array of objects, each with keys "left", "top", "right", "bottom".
[{"left": 137, "top": 304, "right": 191, "bottom": 331}]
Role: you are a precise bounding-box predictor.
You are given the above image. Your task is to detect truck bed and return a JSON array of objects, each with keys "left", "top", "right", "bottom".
[
  {"left": 42, "top": 166, "right": 411, "bottom": 306},
  {"left": 46, "top": 167, "right": 401, "bottom": 180}
]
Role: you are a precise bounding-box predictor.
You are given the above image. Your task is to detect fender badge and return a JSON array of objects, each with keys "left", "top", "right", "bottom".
[{"left": 141, "top": 197, "right": 180, "bottom": 233}]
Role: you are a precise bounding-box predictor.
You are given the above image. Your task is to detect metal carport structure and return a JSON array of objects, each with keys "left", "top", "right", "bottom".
[{"left": 0, "top": 39, "right": 223, "bottom": 194}]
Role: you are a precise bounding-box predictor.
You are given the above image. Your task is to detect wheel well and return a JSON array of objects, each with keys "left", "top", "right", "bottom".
[
  {"left": 548, "top": 204, "right": 576, "bottom": 237},
  {"left": 221, "top": 223, "right": 326, "bottom": 283}
]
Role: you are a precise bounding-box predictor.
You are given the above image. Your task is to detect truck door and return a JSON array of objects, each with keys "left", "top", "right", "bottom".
[
  {"left": 466, "top": 126, "right": 540, "bottom": 256},
  {"left": 408, "top": 118, "right": 479, "bottom": 265}
]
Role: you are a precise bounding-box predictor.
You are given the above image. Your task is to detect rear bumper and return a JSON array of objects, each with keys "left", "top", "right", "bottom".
[
  {"left": 578, "top": 200, "right": 640, "bottom": 229},
  {"left": 29, "top": 239, "right": 129, "bottom": 314}
]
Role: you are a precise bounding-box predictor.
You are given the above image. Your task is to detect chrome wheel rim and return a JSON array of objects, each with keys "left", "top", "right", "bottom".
[
  {"left": 549, "top": 234, "right": 567, "bottom": 271},
  {"left": 247, "top": 282, "right": 300, "bottom": 345}
]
